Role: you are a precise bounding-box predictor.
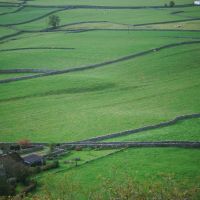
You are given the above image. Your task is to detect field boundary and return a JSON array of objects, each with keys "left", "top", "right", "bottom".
[
  {"left": 60, "top": 141, "right": 200, "bottom": 149},
  {"left": 0, "top": 40, "right": 200, "bottom": 84},
  {"left": 77, "top": 113, "right": 200, "bottom": 142},
  {"left": 7, "top": 4, "right": 195, "bottom": 9},
  {"left": 53, "top": 148, "right": 124, "bottom": 174},
  {"left": 0, "top": 113, "right": 199, "bottom": 145}
]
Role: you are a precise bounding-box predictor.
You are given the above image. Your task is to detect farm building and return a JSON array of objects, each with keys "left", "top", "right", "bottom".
[
  {"left": 194, "top": 0, "right": 200, "bottom": 5},
  {"left": 23, "top": 154, "right": 44, "bottom": 166}
]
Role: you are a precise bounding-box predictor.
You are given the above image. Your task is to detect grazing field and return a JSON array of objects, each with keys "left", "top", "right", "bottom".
[
  {"left": 34, "top": 148, "right": 200, "bottom": 199},
  {"left": 105, "top": 118, "right": 200, "bottom": 142},
  {"left": 0, "top": 0, "right": 200, "bottom": 199},
  {"left": 0, "top": 41, "right": 200, "bottom": 142},
  {"left": 25, "top": 0, "right": 194, "bottom": 6}
]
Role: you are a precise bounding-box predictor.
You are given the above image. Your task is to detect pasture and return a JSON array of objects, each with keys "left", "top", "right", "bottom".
[{"left": 0, "top": 0, "right": 200, "bottom": 199}]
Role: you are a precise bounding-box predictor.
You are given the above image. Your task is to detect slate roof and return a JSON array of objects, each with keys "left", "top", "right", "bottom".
[{"left": 23, "top": 154, "right": 43, "bottom": 165}]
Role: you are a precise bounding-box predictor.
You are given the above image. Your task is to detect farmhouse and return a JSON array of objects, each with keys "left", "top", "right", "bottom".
[
  {"left": 23, "top": 154, "right": 44, "bottom": 166},
  {"left": 194, "top": 0, "right": 200, "bottom": 5}
]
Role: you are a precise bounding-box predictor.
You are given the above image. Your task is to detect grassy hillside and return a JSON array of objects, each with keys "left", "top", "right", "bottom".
[
  {"left": 0, "top": 1, "right": 199, "bottom": 198},
  {"left": 105, "top": 118, "right": 200, "bottom": 142},
  {"left": 0, "top": 40, "right": 199, "bottom": 142},
  {"left": 33, "top": 148, "right": 200, "bottom": 199},
  {"left": 26, "top": 0, "right": 194, "bottom": 6}
]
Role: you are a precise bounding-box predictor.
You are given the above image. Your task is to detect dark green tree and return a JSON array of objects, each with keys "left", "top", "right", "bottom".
[
  {"left": 48, "top": 15, "right": 60, "bottom": 29},
  {"left": 169, "top": 1, "right": 175, "bottom": 7},
  {"left": 2, "top": 156, "right": 29, "bottom": 183}
]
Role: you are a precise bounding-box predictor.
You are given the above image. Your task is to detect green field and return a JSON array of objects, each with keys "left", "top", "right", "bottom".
[
  {"left": 25, "top": 0, "right": 194, "bottom": 6},
  {"left": 33, "top": 148, "right": 200, "bottom": 199},
  {"left": 0, "top": 0, "right": 200, "bottom": 199},
  {"left": 1, "top": 40, "right": 199, "bottom": 142},
  {"left": 105, "top": 118, "right": 200, "bottom": 142}
]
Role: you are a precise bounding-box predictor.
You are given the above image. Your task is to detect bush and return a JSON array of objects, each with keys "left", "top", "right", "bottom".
[
  {"left": 18, "top": 139, "right": 31, "bottom": 149},
  {"left": 29, "top": 166, "right": 41, "bottom": 174},
  {"left": 2, "top": 157, "right": 29, "bottom": 183},
  {"left": 48, "top": 15, "right": 60, "bottom": 29},
  {"left": 75, "top": 146, "right": 83, "bottom": 151},
  {"left": 40, "top": 161, "right": 59, "bottom": 171},
  {"left": 169, "top": 1, "right": 175, "bottom": 7},
  {"left": 0, "top": 177, "right": 15, "bottom": 196}
]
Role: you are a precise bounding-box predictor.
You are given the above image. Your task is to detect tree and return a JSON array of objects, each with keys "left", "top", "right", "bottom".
[
  {"left": 18, "top": 139, "right": 31, "bottom": 149},
  {"left": 2, "top": 155, "right": 29, "bottom": 183},
  {"left": 169, "top": 1, "right": 175, "bottom": 7},
  {"left": 48, "top": 15, "right": 60, "bottom": 29}
]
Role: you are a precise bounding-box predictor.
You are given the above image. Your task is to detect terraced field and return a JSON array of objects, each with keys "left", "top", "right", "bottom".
[{"left": 0, "top": 0, "right": 200, "bottom": 199}]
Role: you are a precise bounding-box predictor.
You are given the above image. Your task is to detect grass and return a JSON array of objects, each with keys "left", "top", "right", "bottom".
[
  {"left": 105, "top": 118, "right": 200, "bottom": 142},
  {"left": 42, "top": 149, "right": 119, "bottom": 174},
  {"left": 0, "top": 6, "right": 17, "bottom": 14},
  {"left": 0, "top": 26, "right": 17, "bottom": 38},
  {"left": 137, "top": 20, "right": 200, "bottom": 30},
  {"left": 0, "top": 0, "right": 19, "bottom": 3},
  {"left": 0, "top": 73, "right": 34, "bottom": 79},
  {"left": 16, "top": 8, "right": 192, "bottom": 31},
  {"left": 0, "top": 1, "right": 200, "bottom": 199},
  {"left": 0, "top": 30, "right": 200, "bottom": 70},
  {"left": 0, "top": 40, "right": 199, "bottom": 142},
  {"left": 26, "top": 0, "right": 194, "bottom": 6},
  {"left": 0, "top": 7, "right": 56, "bottom": 25},
  {"left": 33, "top": 148, "right": 200, "bottom": 199}
]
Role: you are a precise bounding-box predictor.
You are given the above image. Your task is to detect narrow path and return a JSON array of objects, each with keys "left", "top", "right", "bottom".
[{"left": 0, "top": 40, "right": 200, "bottom": 84}]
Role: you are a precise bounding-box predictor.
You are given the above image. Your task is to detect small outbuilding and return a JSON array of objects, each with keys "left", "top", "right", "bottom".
[
  {"left": 194, "top": 0, "right": 200, "bottom": 5},
  {"left": 23, "top": 154, "right": 44, "bottom": 166}
]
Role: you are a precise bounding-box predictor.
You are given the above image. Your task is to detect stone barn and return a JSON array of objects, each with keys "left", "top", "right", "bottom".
[{"left": 23, "top": 154, "right": 44, "bottom": 167}]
